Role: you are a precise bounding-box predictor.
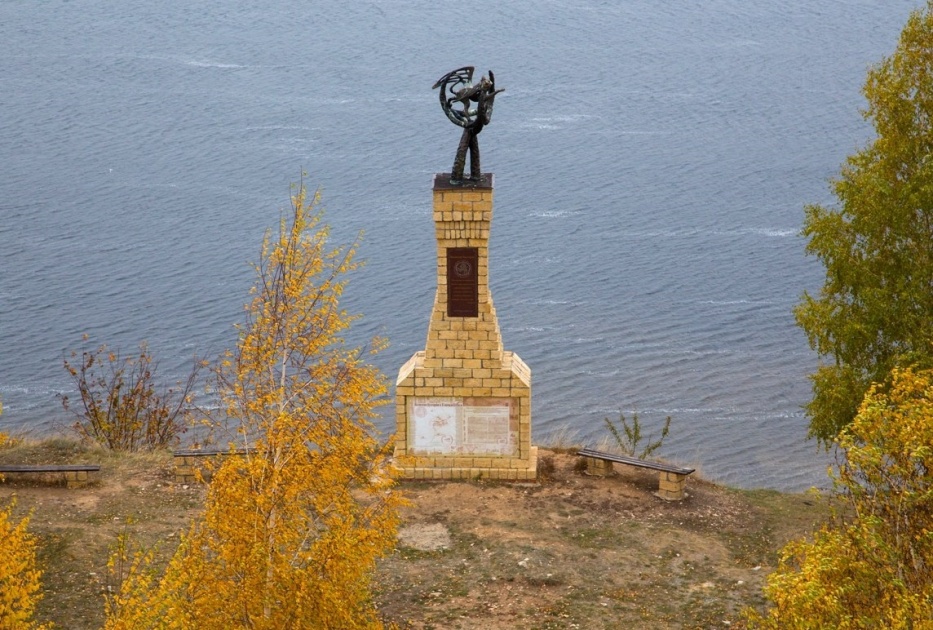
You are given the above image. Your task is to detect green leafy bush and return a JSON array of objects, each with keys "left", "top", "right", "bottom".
[{"left": 603, "top": 412, "right": 671, "bottom": 459}]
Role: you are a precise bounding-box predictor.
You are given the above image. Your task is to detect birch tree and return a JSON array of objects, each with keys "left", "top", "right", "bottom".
[
  {"left": 105, "top": 183, "right": 401, "bottom": 629},
  {"left": 796, "top": 1, "right": 933, "bottom": 442}
]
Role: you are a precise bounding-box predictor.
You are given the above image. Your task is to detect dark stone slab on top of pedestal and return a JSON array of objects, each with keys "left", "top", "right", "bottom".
[{"left": 433, "top": 173, "right": 494, "bottom": 191}]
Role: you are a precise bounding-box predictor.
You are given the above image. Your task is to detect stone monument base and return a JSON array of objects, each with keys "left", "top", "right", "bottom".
[
  {"left": 394, "top": 173, "right": 534, "bottom": 481},
  {"left": 395, "top": 446, "right": 538, "bottom": 481}
]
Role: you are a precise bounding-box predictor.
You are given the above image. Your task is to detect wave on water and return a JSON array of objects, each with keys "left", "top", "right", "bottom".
[
  {"left": 581, "top": 369, "right": 620, "bottom": 376},
  {"left": 588, "top": 405, "right": 730, "bottom": 416},
  {"left": 697, "top": 299, "right": 779, "bottom": 305},
  {"left": 520, "top": 299, "right": 587, "bottom": 306},
  {"left": 744, "top": 227, "right": 797, "bottom": 237},
  {"left": 568, "top": 337, "right": 606, "bottom": 344},
  {"left": 506, "top": 256, "right": 563, "bottom": 265},
  {"left": 711, "top": 39, "right": 762, "bottom": 48},
  {"left": 519, "top": 114, "right": 596, "bottom": 131},
  {"left": 713, "top": 227, "right": 800, "bottom": 238},
  {"left": 527, "top": 210, "right": 584, "bottom": 218},
  {"left": 610, "top": 227, "right": 797, "bottom": 238},
  {"left": 244, "top": 125, "right": 319, "bottom": 132},
  {"left": 530, "top": 114, "right": 595, "bottom": 123},
  {"left": 184, "top": 60, "right": 249, "bottom": 69},
  {"left": 607, "top": 341, "right": 670, "bottom": 351}
]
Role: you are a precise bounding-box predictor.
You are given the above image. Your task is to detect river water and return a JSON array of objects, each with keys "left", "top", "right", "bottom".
[{"left": 0, "top": 0, "right": 923, "bottom": 490}]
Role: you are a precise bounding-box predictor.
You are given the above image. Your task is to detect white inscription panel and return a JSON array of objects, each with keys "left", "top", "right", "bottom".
[
  {"left": 411, "top": 398, "right": 514, "bottom": 455},
  {"left": 411, "top": 400, "right": 459, "bottom": 452}
]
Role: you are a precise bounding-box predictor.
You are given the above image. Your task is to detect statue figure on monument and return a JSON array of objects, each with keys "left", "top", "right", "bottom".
[{"left": 432, "top": 66, "right": 504, "bottom": 185}]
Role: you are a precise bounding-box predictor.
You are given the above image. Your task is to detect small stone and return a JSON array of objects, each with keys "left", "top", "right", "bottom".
[{"left": 398, "top": 523, "right": 451, "bottom": 552}]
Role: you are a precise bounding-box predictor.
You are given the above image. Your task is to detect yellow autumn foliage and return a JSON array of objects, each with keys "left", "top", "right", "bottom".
[
  {"left": 749, "top": 366, "right": 933, "bottom": 628},
  {"left": 104, "top": 182, "right": 402, "bottom": 629},
  {"left": 0, "top": 500, "right": 49, "bottom": 630},
  {"left": 0, "top": 399, "right": 9, "bottom": 448}
]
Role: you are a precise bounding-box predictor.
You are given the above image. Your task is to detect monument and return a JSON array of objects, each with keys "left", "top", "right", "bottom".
[{"left": 394, "top": 68, "right": 536, "bottom": 480}]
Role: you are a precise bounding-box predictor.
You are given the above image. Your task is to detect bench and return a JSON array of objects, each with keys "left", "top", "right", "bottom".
[
  {"left": 576, "top": 448, "right": 695, "bottom": 500},
  {"left": 173, "top": 448, "right": 253, "bottom": 484},
  {"left": 0, "top": 464, "right": 101, "bottom": 488}
]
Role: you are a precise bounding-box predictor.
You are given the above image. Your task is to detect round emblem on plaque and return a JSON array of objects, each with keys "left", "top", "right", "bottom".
[{"left": 453, "top": 260, "right": 472, "bottom": 278}]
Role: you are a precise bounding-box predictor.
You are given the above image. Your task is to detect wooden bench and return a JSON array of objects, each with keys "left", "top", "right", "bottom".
[
  {"left": 173, "top": 448, "right": 253, "bottom": 484},
  {"left": 576, "top": 448, "right": 695, "bottom": 500},
  {"left": 0, "top": 464, "right": 101, "bottom": 488}
]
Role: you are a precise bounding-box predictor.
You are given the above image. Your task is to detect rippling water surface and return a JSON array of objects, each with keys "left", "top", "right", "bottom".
[{"left": 0, "top": 0, "right": 923, "bottom": 490}]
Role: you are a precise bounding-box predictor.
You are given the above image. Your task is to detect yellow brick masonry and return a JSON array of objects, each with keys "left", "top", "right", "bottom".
[
  {"left": 63, "top": 470, "right": 96, "bottom": 489},
  {"left": 395, "top": 174, "right": 535, "bottom": 480},
  {"left": 174, "top": 454, "right": 207, "bottom": 484}
]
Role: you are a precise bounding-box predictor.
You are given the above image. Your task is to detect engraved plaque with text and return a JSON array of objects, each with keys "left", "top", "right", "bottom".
[
  {"left": 447, "top": 247, "right": 478, "bottom": 317},
  {"left": 410, "top": 398, "right": 515, "bottom": 455}
]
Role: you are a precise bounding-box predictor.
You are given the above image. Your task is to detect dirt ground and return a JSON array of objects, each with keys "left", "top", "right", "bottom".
[{"left": 0, "top": 442, "right": 829, "bottom": 629}]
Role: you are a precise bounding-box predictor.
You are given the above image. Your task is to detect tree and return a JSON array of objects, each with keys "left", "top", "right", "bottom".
[
  {"left": 795, "top": 1, "right": 933, "bottom": 443},
  {"left": 748, "top": 367, "right": 933, "bottom": 628},
  {"left": 104, "top": 183, "right": 402, "bottom": 629}
]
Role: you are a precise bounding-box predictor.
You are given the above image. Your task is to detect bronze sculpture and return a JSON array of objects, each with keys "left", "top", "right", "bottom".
[{"left": 433, "top": 67, "right": 504, "bottom": 185}]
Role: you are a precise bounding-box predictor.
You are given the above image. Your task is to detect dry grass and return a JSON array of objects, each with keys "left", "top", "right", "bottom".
[
  {"left": 0, "top": 439, "right": 830, "bottom": 629},
  {"left": 537, "top": 425, "right": 584, "bottom": 454}
]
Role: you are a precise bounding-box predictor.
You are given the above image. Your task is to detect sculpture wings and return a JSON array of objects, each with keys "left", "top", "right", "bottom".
[{"left": 432, "top": 66, "right": 477, "bottom": 128}]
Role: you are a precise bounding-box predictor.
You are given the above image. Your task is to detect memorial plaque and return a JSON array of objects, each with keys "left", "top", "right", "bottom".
[
  {"left": 447, "top": 247, "right": 478, "bottom": 317},
  {"left": 411, "top": 397, "right": 514, "bottom": 455}
]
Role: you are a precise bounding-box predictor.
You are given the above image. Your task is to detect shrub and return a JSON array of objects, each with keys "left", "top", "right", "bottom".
[
  {"left": 748, "top": 367, "right": 933, "bottom": 627},
  {"left": 604, "top": 412, "right": 671, "bottom": 459},
  {"left": 61, "top": 342, "right": 203, "bottom": 452},
  {"left": 537, "top": 454, "right": 557, "bottom": 479}
]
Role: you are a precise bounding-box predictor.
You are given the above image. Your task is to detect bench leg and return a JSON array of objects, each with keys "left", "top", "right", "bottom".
[
  {"left": 65, "top": 470, "right": 92, "bottom": 489},
  {"left": 656, "top": 471, "right": 687, "bottom": 501},
  {"left": 586, "top": 457, "right": 613, "bottom": 477},
  {"left": 173, "top": 455, "right": 215, "bottom": 484}
]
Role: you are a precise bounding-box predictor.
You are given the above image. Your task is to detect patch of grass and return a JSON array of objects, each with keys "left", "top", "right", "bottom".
[
  {"left": 537, "top": 454, "right": 557, "bottom": 479},
  {"left": 525, "top": 574, "right": 565, "bottom": 587},
  {"left": 537, "top": 425, "right": 583, "bottom": 453},
  {"left": 726, "top": 487, "right": 831, "bottom": 566},
  {"left": 0, "top": 436, "right": 102, "bottom": 465},
  {"left": 562, "top": 526, "right": 627, "bottom": 550},
  {"left": 572, "top": 457, "right": 588, "bottom": 474},
  {"left": 396, "top": 546, "right": 448, "bottom": 561}
]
